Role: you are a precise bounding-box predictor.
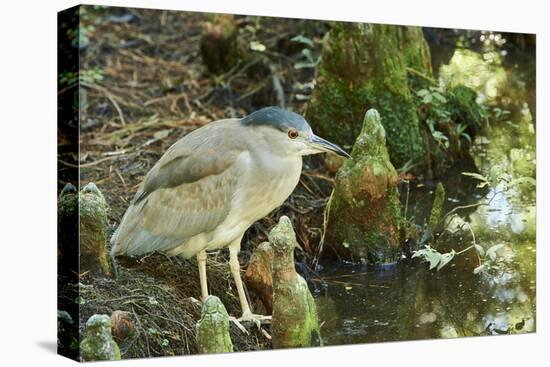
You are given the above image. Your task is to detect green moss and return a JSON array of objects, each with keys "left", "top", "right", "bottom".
[
  {"left": 428, "top": 182, "right": 446, "bottom": 233},
  {"left": 272, "top": 277, "right": 322, "bottom": 348},
  {"left": 307, "top": 77, "right": 373, "bottom": 149},
  {"left": 447, "top": 85, "right": 485, "bottom": 128},
  {"left": 371, "top": 89, "right": 426, "bottom": 167},
  {"left": 306, "top": 23, "right": 429, "bottom": 168},
  {"left": 387, "top": 184, "right": 403, "bottom": 229},
  {"left": 58, "top": 184, "right": 79, "bottom": 218}
]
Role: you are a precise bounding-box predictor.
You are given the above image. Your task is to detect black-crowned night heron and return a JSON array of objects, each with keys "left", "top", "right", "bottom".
[{"left": 110, "top": 106, "right": 349, "bottom": 322}]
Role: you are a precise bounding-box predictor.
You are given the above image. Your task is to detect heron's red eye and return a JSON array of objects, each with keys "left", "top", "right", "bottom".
[{"left": 288, "top": 129, "right": 299, "bottom": 139}]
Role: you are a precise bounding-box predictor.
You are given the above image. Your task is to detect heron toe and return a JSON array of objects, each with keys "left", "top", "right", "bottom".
[
  {"left": 239, "top": 312, "right": 271, "bottom": 321},
  {"left": 238, "top": 312, "right": 271, "bottom": 329}
]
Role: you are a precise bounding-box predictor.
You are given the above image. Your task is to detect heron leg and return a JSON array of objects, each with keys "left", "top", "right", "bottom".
[
  {"left": 197, "top": 250, "right": 208, "bottom": 301},
  {"left": 229, "top": 241, "right": 271, "bottom": 325},
  {"left": 228, "top": 244, "right": 252, "bottom": 315}
]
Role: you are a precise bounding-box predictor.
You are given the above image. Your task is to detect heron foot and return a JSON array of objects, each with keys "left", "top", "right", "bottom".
[
  {"left": 229, "top": 313, "right": 271, "bottom": 333},
  {"left": 239, "top": 312, "right": 271, "bottom": 322},
  {"left": 229, "top": 316, "right": 249, "bottom": 334},
  {"left": 238, "top": 312, "right": 271, "bottom": 330}
]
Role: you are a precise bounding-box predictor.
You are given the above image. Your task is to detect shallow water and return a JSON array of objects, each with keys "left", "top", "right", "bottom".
[{"left": 315, "top": 41, "right": 536, "bottom": 345}]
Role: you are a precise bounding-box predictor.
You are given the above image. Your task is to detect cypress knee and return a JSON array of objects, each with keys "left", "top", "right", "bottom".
[
  {"left": 200, "top": 14, "right": 241, "bottom": 74},
  {"left": 58, "top": 182, "right": 112, "bottom": 276},
  {"left": 80, "top": 314, "right": 121, "bottom": 361},
  {"left": 57, "top": 310, "right": 78, "bottom": 357},
  {"left": 270, "top": 216, "right": 322, "bottom": 348},
  {"left": 196, "top": 296, "right": 233, "bottom": 354},
  {"left": 58, "top": 183, "right": 79, "bottom": 274},
  {"left": 79, "top": 183, "right": 112, "bottom": 276},
  {"left": 244, "top": 242, "right": 274, "bottom": 314},
  {"left": 328, "top": 109, "right": 402, "bottom": 264}
]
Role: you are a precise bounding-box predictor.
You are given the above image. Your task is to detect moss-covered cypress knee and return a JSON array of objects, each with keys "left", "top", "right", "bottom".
[
  {"left": 328, "top": 109, "right": 402, "bottom": 264},
  {"left": 196, "top": 295, "right": 234, "bottom": 354},
  {"left": 270, "top": 216, "right": 322, "bottom": 348},
  {"left": 200, "top": 14, "right": 241, "bottom": 74},
  {"left": 306, "top": 23, "right": 431, "bottom": 168},
  {"left": 58, "top": 183, "right": 79, "bottom": 274},
  {"left": 80, "top": 314, "right": 121, "bottom": 361},
  {"left": 79, "top": 183, "right": 112, "bottom": 277},
  {"left": 57, "top": 310, "right": 78, "bottom": 357}
]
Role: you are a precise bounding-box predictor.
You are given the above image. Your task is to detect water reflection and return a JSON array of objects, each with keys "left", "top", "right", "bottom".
[{"left": 315, "top": 31, "right": 536, "bottom": 345}]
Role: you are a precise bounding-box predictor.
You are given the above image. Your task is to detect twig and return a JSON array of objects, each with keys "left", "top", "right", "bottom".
[
  {"left": 442, "top": 190, "right": 498, "bottom": 223},
  {"left": 116, "top": 169, "right": 127, "bottom": 187},
  {"left": 312, "top": 189, "right": 334, "bottom": 269},
  {"left": 403, "top": 179, "right": 410, "bottom": 220},
  {"left": 310, "top": 278, "right": 390, "bottom": 288},
  {"left": 81, "top": 81, "right": 126, "bottom": 125},
  {"left": 236, "top": 80, "right": 268, "bottom": 102},
  {"left": 106, "top": 89, "right": 127, "bottom": 125},
  {"left": 226, "top": 57, "right": 262, "bottom": 85},
  {"left": 129, "top": 301, "right": 189, "bottom": 329},
  {"left": 459, "top": 222, "right": 482, "bottom": 266},
  {"left": 298, "top": 177, "right": 316, "bottom": 196},
  {"left": 192, "top": 99, "right": 218, "bottom": 120},
  {"left": 58, "top": 156, "right": 119, "bottom": 168},
  {"left": 301, "top": 171, "right": 335, "bottom": 183},
  {"left": 269, "top": 63, "right": 285, "bottom": 109},
  {"left": 405, "top": 66, "right": 438, "bottom": 85},
  {"left": 131, "top": 306, "right": 151, "bottom": 357},
  {"left": 101, "top": 294, "right": 150, "bottom": 303}
]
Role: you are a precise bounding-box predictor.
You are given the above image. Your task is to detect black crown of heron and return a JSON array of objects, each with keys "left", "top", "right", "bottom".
[{"left": 111, "top": 106, "right": 350, "bottom": 322}]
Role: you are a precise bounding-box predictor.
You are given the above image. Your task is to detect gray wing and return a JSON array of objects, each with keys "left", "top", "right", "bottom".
[{"left": 111, "top": 121, "right": 245, "bottom": 257}]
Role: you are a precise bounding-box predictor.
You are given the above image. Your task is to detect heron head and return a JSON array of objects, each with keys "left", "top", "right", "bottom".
[{"left": 240, "top": 106, "right": 350, "bottom": 158}]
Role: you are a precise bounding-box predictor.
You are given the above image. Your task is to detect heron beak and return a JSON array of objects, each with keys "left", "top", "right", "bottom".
[{"left": 309, "top": 134, "right": 351, "bottom": 158}]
